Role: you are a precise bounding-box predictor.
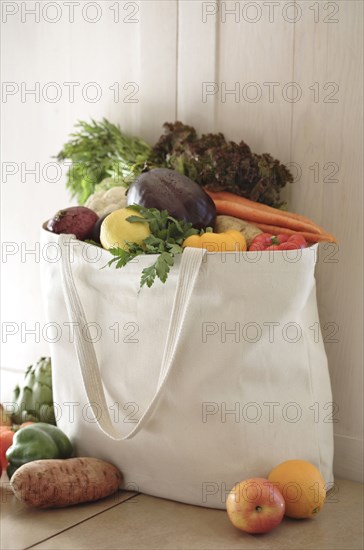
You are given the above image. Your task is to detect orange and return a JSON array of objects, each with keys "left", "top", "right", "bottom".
[{"left": 268, "top": 459, "right": 326, "bottom": 519}]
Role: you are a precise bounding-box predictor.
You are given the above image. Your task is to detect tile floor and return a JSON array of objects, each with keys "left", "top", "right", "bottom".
[{"left": 1, "top": 477, "right": 363, "bottom": 550}]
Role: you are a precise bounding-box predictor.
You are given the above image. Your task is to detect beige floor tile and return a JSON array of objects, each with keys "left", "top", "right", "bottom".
[
  {"left": 0, "top": 476, "right": 137, "bottom": 550},
  {"left": 30, "top": 479, "right": 363, "bottom": 550}
]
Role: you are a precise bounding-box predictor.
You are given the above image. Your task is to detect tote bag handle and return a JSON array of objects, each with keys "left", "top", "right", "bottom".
[{"left": 59, "top": 235, "right": 206, "bottom": 441}]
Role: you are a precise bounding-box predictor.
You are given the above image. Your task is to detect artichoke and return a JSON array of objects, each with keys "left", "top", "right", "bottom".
[{"left": 12, "top": 357, "right": 56, "bottom": 425}]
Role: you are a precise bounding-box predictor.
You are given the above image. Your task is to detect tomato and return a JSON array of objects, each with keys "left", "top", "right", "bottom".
[
  {"left": 276, "top": 234, "right": 289, "bottom": 243},
  {"left": 249, "top": 233, "right": 308, "bottom": 252},
  {"left": 278, "top": 242, "right": 300, "bottom": 250},
  {"left": 253, "top": 233, "right": 274, "bottom": 246},
  {"left": 288, "top": 234, "right": 307, "bottom": 248},
  {"left": 249, "top": 243, "right": 265, "bottom": 251},
  {"left": 0, "top": 429, "right": 14, "bottom": 470}
]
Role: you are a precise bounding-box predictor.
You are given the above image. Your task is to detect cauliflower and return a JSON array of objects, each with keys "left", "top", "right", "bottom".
[{"left": 85, "top": 186, "right": 127, "bottom": 217}]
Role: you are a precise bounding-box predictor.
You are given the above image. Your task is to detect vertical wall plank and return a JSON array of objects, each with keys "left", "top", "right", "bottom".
[
  {"left": 134, "top": 0, "right": 178, "bottom": 143},
  {"left": 178, "top": 0, "right": 218, "bottom": 131},
  {"left": 291, "top": 1, "right": 363, "bottom": 481},
  {"left": 215, "top": 5, "right": 294, "bottom": 162},
  {"left": 178, "top": 0, "right": 295, "bottom": 167}
]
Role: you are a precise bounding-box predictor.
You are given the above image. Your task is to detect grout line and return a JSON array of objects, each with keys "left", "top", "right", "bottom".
[
  {"left": 23, "top": 492, "right": 141, "bottom": 550},
  {"left": 289, "top": 4, "right": 296, "bottom": 167},
  {"left": 320, "top": 18, "right": 330, "bottom": 225},
  {"left": 334, "top": 433, "right": 364, "bottom": 442},
  {"left": 213, "top": 0, "right": 220, "bottom": 131}
]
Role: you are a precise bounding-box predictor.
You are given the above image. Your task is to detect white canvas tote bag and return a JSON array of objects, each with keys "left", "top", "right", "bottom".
[{"left": 40, "top": 228, "right": 334, "bottom": 509}]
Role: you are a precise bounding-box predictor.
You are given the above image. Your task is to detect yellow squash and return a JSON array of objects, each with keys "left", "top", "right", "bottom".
[{"left": 182, "top": 230, "right": 247, "bottom": 252}]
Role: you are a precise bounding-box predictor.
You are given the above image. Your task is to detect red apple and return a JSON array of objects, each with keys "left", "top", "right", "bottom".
[{"left": 226, "top": 477, "right": 285, "bottom": 534}]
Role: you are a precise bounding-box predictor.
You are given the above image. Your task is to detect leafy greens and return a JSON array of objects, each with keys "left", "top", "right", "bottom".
[
  {"left": 56, "top": 119, "right": 153, "bottom": 204},
  {"left": 152, "top": 121, "right": 293, "bottom": 208},
  {"left": 106, "top": 206, "right": 202, "bottom": 288},
  {"left": 57, "top": 117, "right": 293, "bottom": 208}
]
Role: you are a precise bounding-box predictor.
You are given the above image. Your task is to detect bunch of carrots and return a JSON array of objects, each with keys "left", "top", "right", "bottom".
[{"left": 206, "top": 191, "right": 337, "bottom": 244}]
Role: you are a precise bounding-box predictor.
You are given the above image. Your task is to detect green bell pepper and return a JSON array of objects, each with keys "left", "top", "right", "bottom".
[{"left": 6, "top": 423, "right": 73, "bottom": 478}]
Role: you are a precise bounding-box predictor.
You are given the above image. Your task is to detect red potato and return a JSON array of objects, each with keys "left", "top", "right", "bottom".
[
  {"left": 10, "top": 457, "right": 123, "bottom": 508},
  {"left": 46, "top": 206, "right": 98, "bottom": 241}
]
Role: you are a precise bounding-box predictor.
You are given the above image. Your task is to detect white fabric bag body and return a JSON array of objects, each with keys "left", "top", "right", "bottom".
[{"left": 41, "top": 228, "right": 334, "bottom": 509}]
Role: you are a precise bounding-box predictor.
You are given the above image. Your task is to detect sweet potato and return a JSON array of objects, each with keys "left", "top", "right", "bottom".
[
  {"left": 215, "top": 215, "right": 262, "bottom": 246},
  {"left": 10, "top": 457, "right": 123, "bottom": 508}
]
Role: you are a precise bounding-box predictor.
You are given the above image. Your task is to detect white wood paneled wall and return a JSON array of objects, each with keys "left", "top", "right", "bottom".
[
  {"left": 1, "top": 0, "right": 363, "bottom": 481},
  {"left": 290, "top": 0, "right": 363, "bottom": 482}
]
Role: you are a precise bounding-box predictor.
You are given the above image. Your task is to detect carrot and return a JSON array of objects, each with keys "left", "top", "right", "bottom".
[
  {"left": 252, "top": 223, "right": 335, "bottom": 244},
  {"left": 207, "top": 190, "right": 325, "bottom": 235},
  {"left": 213, "top": 199, "right": 323, "bottom": 236}
]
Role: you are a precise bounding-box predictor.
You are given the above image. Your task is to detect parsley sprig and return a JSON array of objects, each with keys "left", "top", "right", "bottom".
[{"left": 107, "top": 206, "right": 205, "bottom": 288}]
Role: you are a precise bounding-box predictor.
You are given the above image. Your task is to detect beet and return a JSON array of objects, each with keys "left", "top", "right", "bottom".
[
  {"left": 46, "top": 206, "right": 99, "bottom": 241},
  {"left": 126, "top": 168, "right": 216, "bottom": 229}
]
